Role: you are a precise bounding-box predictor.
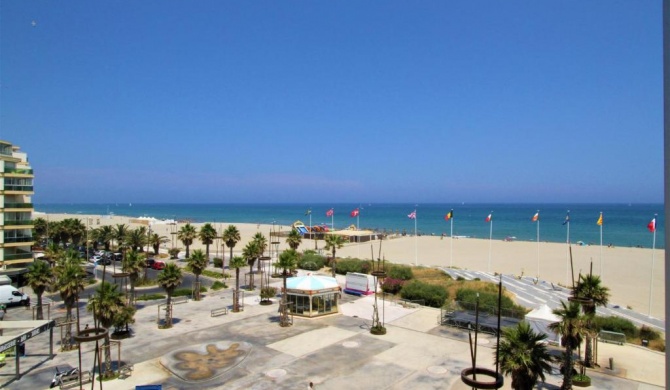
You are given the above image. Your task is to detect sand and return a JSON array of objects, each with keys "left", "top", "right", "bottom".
[{"left": 41, "top": 213, "right": 665, "bottom": 319}]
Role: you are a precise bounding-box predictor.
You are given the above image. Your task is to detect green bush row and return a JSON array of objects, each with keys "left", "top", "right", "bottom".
[
  {"left": 211, "top": 281, "right": 227, "bottom": 290},
  {"left": 136, "top": 293, "right": 165, "bottom": 301},
  {"left": 400, "top": 280, "right": 448, "bottom": 308},
  {"left": 591, "top": 315, "right": 660, "bottom": 341},
  {"left": 455, "top": 288, "right": 527, "bottom": 318},
  {"left": 299, "top": 253, "right": 326, "bottom": 271},
  {"left": 335, "top": 258, "right": 371, "bottom": 275},
  {"left": 387, "top": 265, "right": 413, "bottom": 280}
]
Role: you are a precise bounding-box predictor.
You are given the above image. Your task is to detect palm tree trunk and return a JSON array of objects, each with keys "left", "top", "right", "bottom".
[
  {"left": 36, "top": 294, "right": 44, "bottom": 320},
  {"left": 194, "top": 275, "right": 200, "bottom": 301},
  {"left": 562, "top": 344, "right": 574, "bottom": 390},
  {"left": 166, "top": 294, "right": 173, "bottom": 327},
  {"left": 233, "top": 269, "right": 240, "bottom": 312},
  {"left": 185, "top": 245, "right": 190, "bottom": 259},
  {"left": 205, "top": 244, "right": 210, "bottom": 260},
  {"left": 331, "top": 250, "right": 337, "bottom": 277}
]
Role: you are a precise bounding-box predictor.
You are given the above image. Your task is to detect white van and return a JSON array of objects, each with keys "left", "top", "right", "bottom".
[{"left": 0, "top": 285, "right": 30, "bottom": 306}]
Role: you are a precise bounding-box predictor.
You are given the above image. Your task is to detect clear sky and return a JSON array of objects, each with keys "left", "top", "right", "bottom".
[{"left": 0, "top": 1, "right": 663, "bottom": 204}]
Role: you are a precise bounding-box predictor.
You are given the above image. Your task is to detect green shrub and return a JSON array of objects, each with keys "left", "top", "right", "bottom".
[
  {"left": 387, "top": 265, "right": 413, "bottom": 280},
  {"left": 202, "top": 269, "right": 228, "bottom": 279},
  {"left": 381, "top": 278, "right": 404, "bottom": 294},
  {"left": 593, "top": 316, "right": 638, "bottom": 339},
  {"left": 136, "top": 293, "right": 165, "bottom": 301},
  {"left": 335, "top": 258, "right": 369, "bottom": 275},
  {"left": 400, "top": 280, "right": 448, "bottom": 308},
  {"left": 173, "top": 288, "right": 193, "bottom": 298},
  {"left": 261, "top": 287, "right": 277, "bottom": 299},
  {"left": 299, "top": 253, "right": 326, "bottom": 270},
  {"left": 213, "top": 258, "right": 223, "bottom": 268},
  {"left": 303, "top": 249, "right": 317, "bottom": 256},
  {"left": 211, "top": 281, "right": 227, "bottom": 290},
  {"left": 639, "top": 325, "right": 661, "bottom": 341},
  {"left": 455, "top": 288, "right": 526, "bottom": 318}
]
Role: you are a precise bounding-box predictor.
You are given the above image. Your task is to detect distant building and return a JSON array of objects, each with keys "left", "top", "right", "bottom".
[{"left": 0, "top": 140, "right": 34, "bottom": 285}]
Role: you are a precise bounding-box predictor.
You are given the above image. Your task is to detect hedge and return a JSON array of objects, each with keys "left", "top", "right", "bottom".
[
  {"left": 335, "top": 258, "right": 371, "bottom": 275},
  {"left": 387, "top": 265, "right": 413, "bottom": 280},
  {"left": 455, "top": 288, "right": 526, "bottom": 318},
  {"left": 400, "top": 280, "right": 448, "bottom": 308},
  {"left": 299, "top": 253, "right": 326, "bottom": 271}
]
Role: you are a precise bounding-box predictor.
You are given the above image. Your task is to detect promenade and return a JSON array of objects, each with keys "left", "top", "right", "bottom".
[{"left": 0, "top": 270, "right": 665, "bottom": 389}]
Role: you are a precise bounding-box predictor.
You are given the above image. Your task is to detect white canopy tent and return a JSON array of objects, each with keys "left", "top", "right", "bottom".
[{"left": 524, "top": 304, "right": 561, "bottom": 345}]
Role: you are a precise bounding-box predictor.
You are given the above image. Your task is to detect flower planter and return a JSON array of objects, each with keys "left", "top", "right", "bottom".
[{"left": 573, "top": 375, "right": 591, "bottom": 387}]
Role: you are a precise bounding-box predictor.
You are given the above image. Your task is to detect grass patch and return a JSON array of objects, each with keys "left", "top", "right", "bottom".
[
  {"left": 136, "top": 293, "right": 165, "bottom": 301},
  {"left": 211, "top": 281, "right": 227, "bottom": 290}
]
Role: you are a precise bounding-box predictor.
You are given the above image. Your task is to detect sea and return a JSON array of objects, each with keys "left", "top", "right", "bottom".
[{"left": 34, "top": 203, "right": 665, "bottom": 250}]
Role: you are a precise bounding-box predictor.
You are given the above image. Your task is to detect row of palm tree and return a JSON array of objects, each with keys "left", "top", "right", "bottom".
[{"left": 496, "top": 273, "right": 610, "bottom": 390}]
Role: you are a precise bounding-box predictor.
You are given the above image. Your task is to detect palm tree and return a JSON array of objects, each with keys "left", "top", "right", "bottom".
[
  {"left": 63, "top": 218, "right": 86, "bottom": 247},
  {"left": 148, "top": 232, "right": 169, "bottom": 256},
  {"left": 572, "top": 273, "right": 610, "bottom": 367},
  {"left": 324, "top": 234, "right": 346, "bottom": 277},
  {"left": 229, "top": 255, "right": 247, "bottom": 312},
  {"left": 187, "top": 249, "right": 208, "bottom": 301},
  {"left": 32, "top": 217, "right": 49, "bottom": 247},
  {"left": 286, "top": 229, "right": 302, "bottom": 250},
  {"left": 549, "top": 300, "right": 586, "bottom": 390},
  {"left": 222, "top": 225, "right": 241, "bottom": 271},
  {"left": 252, "top": 232, "right": 268, "bottom": 276},
  {"left": 157, "top": 263, "right": 182, "bottom": 328},
  {"left": 96, "top": 225, "right": 115, "bottom": 251},
  {"left": 54, "top": 254, "right": 87, "bottom": 350},
  {"left": 199, "top": 223, "right": 217, "bottom": 260},
  {"left": 277, "top": 249, "right": 298, "bottom": 326},
  {"left": 26, "top": 260, "right": 53, "bottom": 320},
  {"left": 44, "top": 241, "right": 63, "bottom": 268},
  {"left": 126, "top": 227, "right": 147, "bottom": 252},
  {"left": 113, "top": 224, "right": 129, "bottom": 249},
  {"left": 242, "top": 240, "right": 261, "bottom": 290},
  {"left": 177, "top": 223, "right": 197, "bottom": 259},
  {"left": 87, "top": 282, "right": 126, "bottom": 376},
  {"left": 123, "top": 250, "right": 146, "bottom": 306},
  {"left": 496, "top": 321, "right": 554, "bottom": 390}
]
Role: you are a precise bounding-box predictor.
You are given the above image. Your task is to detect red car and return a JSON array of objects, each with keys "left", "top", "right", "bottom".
[{"left": 151, "top": 261, "right": 166, "bottom": 270}]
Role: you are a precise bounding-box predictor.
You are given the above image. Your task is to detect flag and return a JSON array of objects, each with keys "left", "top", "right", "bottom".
[
  {"left": 532, "top": 212, "right": 539, "bottom": 222},
  {"left": 648, "top": 218, "right": 656, "bottom": 232},
  {"left": 305, "top": 209, "right": 311, "bottom": 216},
  {"left": 596, "top": 213, "right": 603, "bottom": 226},
  {"left": 445, "top": 209, "right": 453, "bottom": 221},
  {"left": 485, "top": 213, "right": 492, "bottom": 222},
  {"left": 350, "top": 208, "right": 359, "bottom": 217},
  {"left": 326, "top": 209, "right": 334, "bottom": 217},
  {"left": 563, "top": 212, "right": 570, "bottom": 225},
  {"left": 408, "top": 210, "right": 416, "bottom": 219}
]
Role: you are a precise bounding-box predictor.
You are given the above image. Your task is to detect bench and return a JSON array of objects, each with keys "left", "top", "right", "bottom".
[
  {"left": 172, "top": 296, "right": 189, "bottom": 305},
  {"left": 60, "top": 370, "right": 92, "bottom": 389},
  {"left": 211, "top": 307, "right": 228, "bottom": 317},
  {"left": 599, "top": 330, "right": 626, "bottom": 345},
  {"left": 118, "top": 363, "right": 134, "bottom": 378}
]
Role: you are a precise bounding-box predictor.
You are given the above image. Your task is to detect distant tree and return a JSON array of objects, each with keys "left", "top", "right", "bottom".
[
  {"left": 187, "top": 249, "right": 208, "bottom": 301},
  {"left": 87, "top": 282, "right": 126, "bottom": 377},
  {"left": 199, "top": 223, "right": 217, "bottom": 259},
  {"left": 229, "top": 255, "right": 247, "bottom": 312},
  {"left": 324, "top": 234, "right": 346, "bottom": 277},
  {"left": 157, "top": 263, "right": 182, "bottom": 328},
  {"left": 286, "top": 229, "right": 302, "bottom": 250},
  {"left": 222, "top": 225, "right": 241, "bottom": 271},
  {"left": 149, "top": 232, "right": 169, "bottom": 256},
  {"left": 26, "top": 260, "right": 53, "bottom": 320},
  {"left": 178, "top": 223, "right": 197, "bottom": 259},
  {"left": 54, "top": 252, "right": 87, "bottom": 350},
  {"left": 124, "top": 250, "right": 146, "bottom": 306},
  {"left": 242, "top": 240, "right": 261, "bottom": 290},
  {"left": 572, "top": 273, "right": 610, "bottom": 367}
]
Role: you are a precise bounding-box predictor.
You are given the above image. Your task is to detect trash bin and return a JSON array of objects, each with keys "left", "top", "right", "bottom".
[
  {"left": 17, "top": 343, "right": 25, "bottom": 357},
  {"left": 642, "top": 339, "right": 649, "bottom": 347},
  {"left": 609, "top": 357, "right": 614, "bottom": 370}
]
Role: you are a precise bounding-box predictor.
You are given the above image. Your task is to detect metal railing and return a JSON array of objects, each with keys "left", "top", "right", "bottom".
[
  {"left": 2, "top": 203, "right": 33, "bottom": 209},
  {"left": 2, "top": 185, "right": 33, "bottom": 192},
  {"left": 3, "top": 220, "right": 34, "bottom": 226},
  {"left": 3, "top": 236, "right": 34, "bottom": 243},
  {"left": 3, "top": 168, "right": 33, "bottom": 175}
]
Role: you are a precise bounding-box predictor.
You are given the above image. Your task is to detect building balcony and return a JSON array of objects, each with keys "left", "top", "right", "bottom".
[
  {"left": 3, "top": 168, "right": 33, "bottom": 175},
  {"left": 3, "top": 185, "right": 33, "bottom": 192},
  {"left": 1, "top": 203, "right": 33, "bottom": 210},
  {"left": 2, "top": 220, "right": 34, "bottom": 228},
  {"left": 3, "top": 236, "right": 34, "bottom": 244},
  {"left": 3, "top": 251, "right": 33, "bottom": 261}
]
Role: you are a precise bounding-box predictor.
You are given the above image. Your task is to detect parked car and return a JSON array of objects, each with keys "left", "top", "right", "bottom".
[
  {"left": 151, "top": 261, "right": 166, "bottom": 270},
  {"left": 145, "top": 258, "right": 156, "bottom": 268},
  {"left": 88, "top": 255, "right": 102, "bottom": 263},
  {"left": 113, "top": 253, "right": 123, "bottom": 261}
]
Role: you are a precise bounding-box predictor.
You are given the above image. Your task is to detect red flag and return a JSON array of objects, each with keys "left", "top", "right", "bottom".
[
  {"left": 485, "top": 213, "right": 492, "bottom": 222},
  {"left": 407, "top": 210, "right": 416, "bottom": 219},
  {"left": 350, "top": 208, "right": 359, "bottom": 217},
  {"left": 326, "top": 209, "right": 334, "bottom": 217},
  {"left": 532, "top": 212, "right": 539, "bottom": 222},
  {"left": 648, "top": 218, "right": 656, "bottom": 232}
]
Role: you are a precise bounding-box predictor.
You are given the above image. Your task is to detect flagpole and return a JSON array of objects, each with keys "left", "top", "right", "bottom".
[
  {"left": 488, "top": 212, "right": 493, "bottom": 273},
  {"left": 599, "top": 212, "right": 603, "bottom": 278},
  {"left": 566, "top": 211, "right": 570, "bottom": 287},
  {"left": 537, "top": 210, "right": 540, "bottom": 282},
  {"left": 414, "top": 211, "right": 418, "bottom": 267},
  {"left": 648, "top": 214, "right": 657, "bottom": 317},
  {"left": 332, "top": 211, "right": 334, "bottom": 231},
  {"left": 450, "top": 216, "right": 453, "bottom": 268}
]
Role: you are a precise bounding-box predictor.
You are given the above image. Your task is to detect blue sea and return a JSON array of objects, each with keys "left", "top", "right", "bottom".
[{"left": 34, "top": 203, "right": 664, "bottom": 249}]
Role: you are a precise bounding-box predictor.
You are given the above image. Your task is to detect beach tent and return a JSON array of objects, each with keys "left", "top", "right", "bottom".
[{"left": 524, "top": 304, "right": 561, "bottom": 345}]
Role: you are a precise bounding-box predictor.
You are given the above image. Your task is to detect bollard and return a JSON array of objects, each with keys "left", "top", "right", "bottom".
[{"left": 609, "top": 357, "right": 614, "bottom": 370}]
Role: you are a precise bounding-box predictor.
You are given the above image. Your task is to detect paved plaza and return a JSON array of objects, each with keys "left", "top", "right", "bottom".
[{"left": 0, "top": 271, "right": 665, "bottom": 390}]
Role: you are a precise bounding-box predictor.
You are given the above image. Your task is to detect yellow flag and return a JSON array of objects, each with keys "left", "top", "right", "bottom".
[{"left": 596, "top": 213, "right": 603, "bottom": 226}]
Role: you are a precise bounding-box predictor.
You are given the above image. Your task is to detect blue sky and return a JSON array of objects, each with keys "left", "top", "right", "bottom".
[{"left": 0, "top": 1, "right": 663, "bottom": 204}]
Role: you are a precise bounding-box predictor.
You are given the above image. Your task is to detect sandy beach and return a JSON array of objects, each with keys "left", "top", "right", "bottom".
[{"left": 42, "top": 213, "right": 666, "bottom": 320}]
